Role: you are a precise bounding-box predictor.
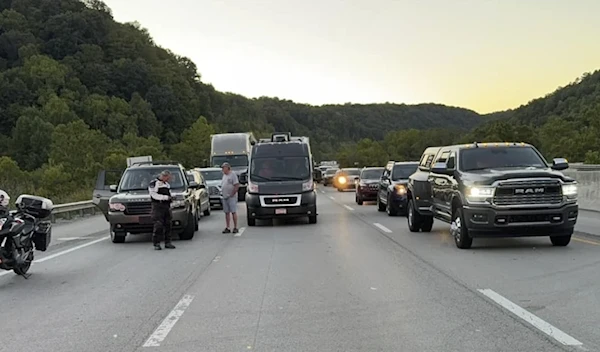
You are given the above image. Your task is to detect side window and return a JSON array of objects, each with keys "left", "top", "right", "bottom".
[{"left": 447, "top": 152, "right": 456, "bottom": 170}]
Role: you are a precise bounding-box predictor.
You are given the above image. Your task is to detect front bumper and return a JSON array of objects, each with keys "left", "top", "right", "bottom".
[
  {"left": 357, "top": 187, "right": 378, "bottom": 200},
  {"left": 246, "top": 192, "right": 317, "bottom": 219},
  {"left": 109, "top": 207, "right": 189, "bottom": 234},
  {"left": 335, "top": 182, "right": 356, "bottom": 189},
  {"left": 463, "top": 203, "right": 578, "bottom": 238},
  {"left": 209, "top": 196, "right": 223, "bottom": 208}
]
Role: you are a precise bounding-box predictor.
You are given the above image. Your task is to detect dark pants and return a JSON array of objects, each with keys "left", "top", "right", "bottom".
[{"left": 151, "top": 204, "right": 172, "bottom": 245}]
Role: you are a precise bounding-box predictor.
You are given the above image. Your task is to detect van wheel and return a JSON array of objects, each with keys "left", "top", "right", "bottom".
[
  {"left": 247, "top": 216, "right": 256, "bottom": 227},
  {"left": 309, "top": 215, "right": 317, "bottom": 224},
  {"left": 111, "top": 231, "right": 126, "bottom": 243},
  {"left": 451, "top": 207, "right": 472, "bottom": 249},
  {"left": 179, "top": 213, "right": 195, "bottom": 240},
  {"left": 550, "top": 234, "right": 571, "bottom": 246}
]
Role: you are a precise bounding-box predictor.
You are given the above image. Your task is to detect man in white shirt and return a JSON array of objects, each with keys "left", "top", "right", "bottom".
[{"left": 220, "top": 162, "right": 240, "bottom": 234}]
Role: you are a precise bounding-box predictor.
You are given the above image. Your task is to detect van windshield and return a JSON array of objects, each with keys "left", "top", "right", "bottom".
[{"left": 250, "top": 157, "right": 311, "bottom": 182}]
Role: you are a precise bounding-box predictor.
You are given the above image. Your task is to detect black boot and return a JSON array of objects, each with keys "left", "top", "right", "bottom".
[
  {"left": 154, "top": 244, "right": 162, "bottom": 250},
  {"left": 164, "top": 242, "right": 176, "bottom": 249}
]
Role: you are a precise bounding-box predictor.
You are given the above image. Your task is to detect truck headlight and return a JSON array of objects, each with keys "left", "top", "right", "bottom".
[
  {"left": 394, "top": 184, "right": 406, "bottom": 195},
  {"left": 170, "top": 200, "right": 186, "bottom": 209},
  {"left": 302, "top": 180, "right": 314, "bottom": 191},
  {"left": 466, "top": 187, "right": 495, "bottom": 201},
  {"left": 562, "top": 183, "right": 577, "bottom": 198},
  {"left": 109, "top": 202, "right": 126, "bottom": 212},
  {"left": 248, "top": 182, "right": 258, "bottom": 193}
]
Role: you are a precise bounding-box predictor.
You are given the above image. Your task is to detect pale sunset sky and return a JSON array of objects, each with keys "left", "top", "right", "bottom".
[{"left": 102, "top": 0, "right": 600, "bottom": 114}]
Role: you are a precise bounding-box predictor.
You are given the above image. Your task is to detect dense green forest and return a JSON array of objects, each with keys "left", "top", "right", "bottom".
[{"left": 0, "top": 0, "right": 597, "bottom": 204}]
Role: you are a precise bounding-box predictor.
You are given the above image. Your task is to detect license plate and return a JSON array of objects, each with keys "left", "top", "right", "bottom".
[
  {"left": 139, "top": 216, "right": 153, "bottom": 224},
  {"left": 275, "top": 208, "right": 287, "bottom": 215}
]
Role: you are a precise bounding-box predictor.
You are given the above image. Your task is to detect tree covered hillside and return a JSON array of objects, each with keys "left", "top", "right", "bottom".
[{"left": 0, "top": 0, "right": 487, "bottom": 203}]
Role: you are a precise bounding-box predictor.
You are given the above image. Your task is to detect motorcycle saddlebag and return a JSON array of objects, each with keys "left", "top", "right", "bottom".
[{"left": 33, "top": 220, "right": 52, "bottom": 252}]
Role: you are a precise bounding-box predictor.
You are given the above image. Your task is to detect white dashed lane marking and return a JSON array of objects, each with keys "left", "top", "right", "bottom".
[
  {"left": 143, "top": 294, "right": 195, "bottom": 347},
  {"left": 372, "top": 223, "right": 392, "bottom": 233},
  {"left": 478, "top": 289, "right": 583, "bottom": 347}
]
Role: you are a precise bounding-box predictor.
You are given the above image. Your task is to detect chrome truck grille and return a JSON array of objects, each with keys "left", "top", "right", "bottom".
[{"left": 493, "top": 179, "right": 562, "bottom": 206}]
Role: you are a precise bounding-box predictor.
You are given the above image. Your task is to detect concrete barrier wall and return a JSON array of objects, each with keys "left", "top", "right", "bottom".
[{"left": 564, "top": 168, "right": 600, "bottom": 212}]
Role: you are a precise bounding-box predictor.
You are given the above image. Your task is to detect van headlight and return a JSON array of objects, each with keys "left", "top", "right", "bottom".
[
  {"left": 302, "top": 180, "right": 314, "bottom": 191},
  {"left": 466, "top": 187, "right": 495, "bottom": 202},
  {"left": 562, "top": 183, "right": 577, "bottom": 198}
]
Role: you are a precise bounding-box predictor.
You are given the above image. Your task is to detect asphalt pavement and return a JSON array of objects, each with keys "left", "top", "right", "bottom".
[{"left": 1, "top": 188, "right": 599, "bottom": 352}]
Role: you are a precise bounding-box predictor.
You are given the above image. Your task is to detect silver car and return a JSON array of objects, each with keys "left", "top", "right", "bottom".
[{"left": 197, "top": 167, "right": 224, "bottom": 209}]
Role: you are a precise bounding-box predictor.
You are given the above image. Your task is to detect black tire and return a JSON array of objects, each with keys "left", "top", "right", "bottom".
[
  {"left": 194, "top": 212, "right": 199, "bottom": 231},
  {"left": 451, "top": 207, "right": 472, "bottom": 249},
  {"left": 309, "top": 215, "right": 317, "bottom": 224},
  {"left": 247, "top": 216, "right": 256, "bottom": 227},
  {"left": 111, "top": 230, "right": 126, "bottom": 243},
  {"left": 550, "top": 234, "right": 571, "bottom": 246},
  {"left": 377, "top": 196, "right": 386, "bottom": 212},
  {"left": 356, "top": 194, "right": 363, "bottom": 205},
  {"left": 203, "top": 205, "right": 211, "bottom": 217},
  {"left": 386, "top": 196, "right": 399, "bottom": 216},
  {"left": 407, "top": 199, "right": 421, "bottom": 232},
  {"left": 238, "top": 191, "right": 245, "bottom": 202},
  {"left": 337, "top": 188, "right": 343, "bottom": 192},
  {"left": 420, "top": 217, "right": 434, "bottom": 232},
  {"left": 179, "top": 213, "right": 196, "bottom": 240},
  {"left": 13, "top": 251, "right": 33, "bottom": 276}
]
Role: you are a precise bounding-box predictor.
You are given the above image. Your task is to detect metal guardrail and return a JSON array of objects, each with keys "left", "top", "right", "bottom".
[{"left": 52, "top": 200, "right": 96, "bottom": 223}]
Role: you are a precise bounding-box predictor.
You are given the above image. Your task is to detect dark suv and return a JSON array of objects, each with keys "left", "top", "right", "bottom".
[
  {"left": 406, "top": 142, "right": 578, "bottom": 249},
  {"left": 93, "top": 161, "right": 199, "bottom": 243},
  {"left": 376, "top": 161, "right": 419, "bottom": 216},
  {"left": 355, "top": 167, "right": 384, "bottom": 205}
]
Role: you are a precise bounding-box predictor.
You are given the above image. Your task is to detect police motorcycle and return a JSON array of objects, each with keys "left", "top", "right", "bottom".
[{"left": 0, "top": 192, "right": 53, "bottom": 278}]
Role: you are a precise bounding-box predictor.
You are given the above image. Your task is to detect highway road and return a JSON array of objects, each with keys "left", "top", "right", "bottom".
[{"left": 1, "top": 187, "right": 599, "bottom": 352}]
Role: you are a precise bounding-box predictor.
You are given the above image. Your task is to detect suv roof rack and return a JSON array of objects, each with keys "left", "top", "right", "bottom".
[{"left": 130, "top": 160, "right": 182, "bottom": 167}]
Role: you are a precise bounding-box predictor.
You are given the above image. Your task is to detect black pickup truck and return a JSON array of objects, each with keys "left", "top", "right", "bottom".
[{"left": 406, "top": 142, "right": 578, "bottom": 249}]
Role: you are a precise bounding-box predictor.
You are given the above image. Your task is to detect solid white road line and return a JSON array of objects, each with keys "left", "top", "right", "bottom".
[
  {"left": 143, "top": 294, "right": 195, "bottom": 347},
  {"left": 343, "top": 205, "right": 354, "bottom": 211},
  {"left": 478, "top": 289, "right": 583, "bottom": 346},
  {"left": 0, "top": 236, "right": 108, "bottom": 278},
  {"left": 35, "top": 237, "right": 108, "bottom": 263},
  {"left": 373, "top": 223, "right": 392, "bottom": 233},
  {"left": 234, "top": 227, "right": 246, "bottom": 237}
]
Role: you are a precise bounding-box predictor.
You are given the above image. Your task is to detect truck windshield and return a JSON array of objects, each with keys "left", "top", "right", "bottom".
[
  {"left": 460, "top": 147, "right": 547, "bottom": 171},
  {"left": 392, "top": 164, "right": 418, "bottom": 180},
  {"left": 361, "top": 168, "right": 384, "bottom": 179},
  {"left": 250, "top": 157, "right": 311, "bottom": 182},
  {"left": 211, "top": 155, "right": 248, "bottom": 168},
  {"left": 119, "top": 168, "right": 185, "bottom": 191},
  {"left": 200, "top": 170, "right": 223, "bottom": 180}
]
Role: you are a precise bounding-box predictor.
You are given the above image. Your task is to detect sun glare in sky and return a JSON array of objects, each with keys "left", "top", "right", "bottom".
[{"left": 102, "top": 0, "right": 600, "bottom": 114}]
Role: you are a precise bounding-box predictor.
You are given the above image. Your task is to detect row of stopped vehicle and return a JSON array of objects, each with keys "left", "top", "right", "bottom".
[{"left": 406, "top": 142, "right": 578, "bottom": 249}]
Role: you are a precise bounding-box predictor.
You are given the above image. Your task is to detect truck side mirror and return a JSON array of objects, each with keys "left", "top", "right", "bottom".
[
  {"left": 109, "top": 185, "right": 117, "bottom": 192},
  {"left": 551, "top": 158, "right": 569, "bottom": 170}
]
